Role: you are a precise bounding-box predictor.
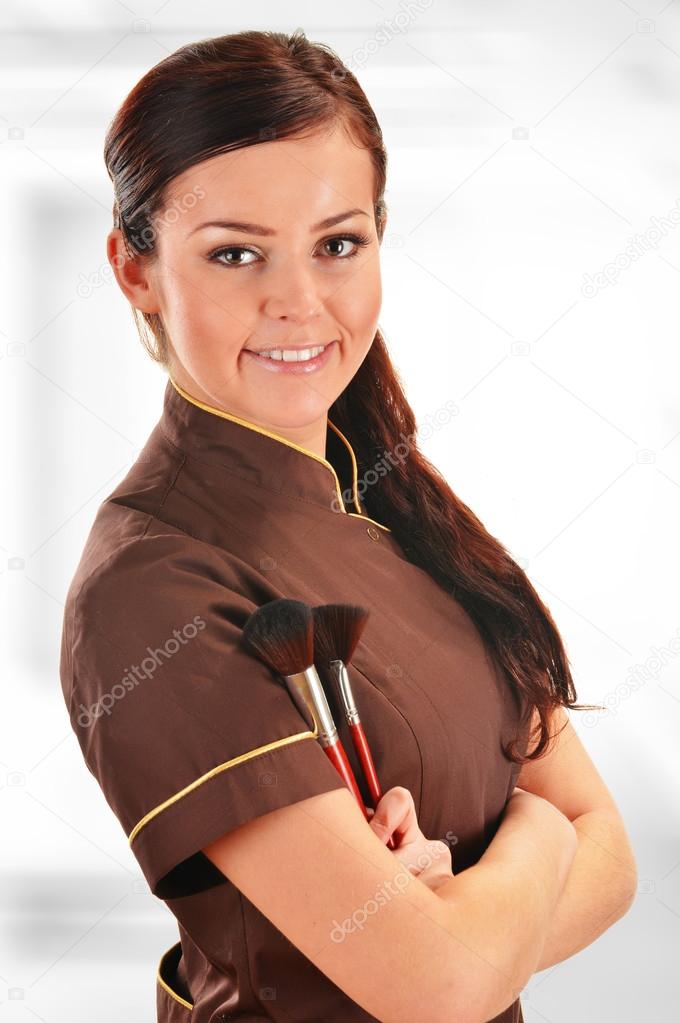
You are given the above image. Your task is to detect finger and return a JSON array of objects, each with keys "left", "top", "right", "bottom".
[
  {"left": 386, "top": 787, "right": 421, "bottom": 846},
  {"left": 390, "top": 838, "right": 427, "bottom": 876},
  {"left": 370, "top": 787, "right": 420, "bottom": 846},
  {"left": 368, "top": 790, "right": 404, "bottom": 842},
  {"left": 394, "top": 838, "right": 453, "bottom": 881}
]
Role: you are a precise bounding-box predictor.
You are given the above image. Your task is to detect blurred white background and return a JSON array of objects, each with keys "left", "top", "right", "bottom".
[{"left": 2, "top": 0, "right": 679, "bottom": 1020}]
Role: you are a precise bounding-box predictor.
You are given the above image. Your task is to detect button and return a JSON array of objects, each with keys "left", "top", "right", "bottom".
[{"left": 366, "top": 526, "right": 380, "bottom": 541}]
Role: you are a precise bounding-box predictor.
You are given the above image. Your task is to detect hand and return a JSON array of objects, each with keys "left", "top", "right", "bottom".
[
  {"left": 507, "top": 785, "right": 578, "bottom": 882},
  {"left": 367, "top": 786, "right": 455, "bottom": 893},
  {"left": 509, "top": 786, "right": 577, "bottom": 836}
]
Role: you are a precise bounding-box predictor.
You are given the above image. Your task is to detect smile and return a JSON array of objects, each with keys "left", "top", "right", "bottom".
[
  {"left": 251, "top": 344, "right": 327, "bottom": 362},
  {"left": 242, "top": 340, "right": 338, "bottom": 374}
]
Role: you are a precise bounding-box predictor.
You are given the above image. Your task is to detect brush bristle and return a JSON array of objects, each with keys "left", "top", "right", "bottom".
[
  {"left": 241, "top": 598, "right": 314, "bottom": 677},
  {"left": 312, "top": 604, "right": 370, "bottom": 666}
]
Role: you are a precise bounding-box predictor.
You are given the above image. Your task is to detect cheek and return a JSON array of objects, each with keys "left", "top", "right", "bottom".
[
  {"left": 333, "top": 264, "right": 382, "bottom": 332},
  {"left": 164, "top": 262, "right": 248, "bottom": 333},
  {"left": 158, "top": 269, "right": 249, "bottom": 367},
  {"left": 160, "top": 251, "right": 235, "bottom": 308}
]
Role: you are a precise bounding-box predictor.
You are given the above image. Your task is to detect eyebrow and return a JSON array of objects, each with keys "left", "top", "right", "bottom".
[{"left": 187, "top": 208, "right": 369, "bottom": 238}]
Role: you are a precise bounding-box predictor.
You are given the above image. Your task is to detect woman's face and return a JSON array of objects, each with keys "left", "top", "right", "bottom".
[{"left": 110, "top": 122, "right": 384, "bottom": 447}]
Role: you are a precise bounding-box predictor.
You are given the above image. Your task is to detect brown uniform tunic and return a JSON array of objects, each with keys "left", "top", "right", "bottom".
[{"left": 59, "top": 374, "right": 529, "bottom": 1022}]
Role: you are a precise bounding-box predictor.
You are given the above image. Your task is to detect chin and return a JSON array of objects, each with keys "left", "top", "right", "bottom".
[{"left": 262, "top": 402, "right": 331, "bottom": 429}]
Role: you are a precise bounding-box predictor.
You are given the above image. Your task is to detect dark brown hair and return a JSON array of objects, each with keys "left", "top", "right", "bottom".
[{"left": 104, "top": 28, "right": 601, "bottom": 765}]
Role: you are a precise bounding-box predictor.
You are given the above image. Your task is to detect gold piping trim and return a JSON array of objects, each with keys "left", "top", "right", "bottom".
[
  {"left": 128, "top": 724, "right": 319, "bottom": 846},
  {"left": 168, "top": 374, "right": 391, "bottom": 530},
  {"left": 168, "top": 374, "right": 354, "bottom": 512},
  {"left": 326, "top": 419, "right": 363, "bottom": 515},
  {"left": 157, "top": 943, "right": 193, "bottom": 1011},
  {"left": 348, "top": 512, "right": 392, "bottom": 533}
]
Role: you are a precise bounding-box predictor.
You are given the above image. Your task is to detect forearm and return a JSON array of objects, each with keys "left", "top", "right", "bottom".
[
  {"left": 431, "top": 799, "right": 574, "bottom": 1020},
  {"left": 534, "top": 808, "right": 638, "bottom": 971}
]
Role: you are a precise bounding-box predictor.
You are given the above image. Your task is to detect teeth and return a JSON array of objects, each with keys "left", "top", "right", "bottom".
[{"left": 255, "top": 344, "right": 327, "bottom": 362}]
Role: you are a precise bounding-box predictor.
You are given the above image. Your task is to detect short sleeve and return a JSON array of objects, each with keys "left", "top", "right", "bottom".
[{"left": 63, "top": 531, "right": 348, "bottom": 900}]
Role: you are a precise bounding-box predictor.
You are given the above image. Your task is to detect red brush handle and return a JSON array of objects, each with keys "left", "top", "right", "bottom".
[
  {"left": 349, "top": 721, "right": 396, "bottom": 851},
  {"left": 349, "top": 722, "right": 383, "bottom": 804},
  {"left": 323, "top": 739, "right": 371, "bottom": 821}
]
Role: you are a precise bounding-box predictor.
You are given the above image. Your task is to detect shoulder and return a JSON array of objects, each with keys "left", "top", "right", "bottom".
[
  {"left": 62, "top": 517, "right": 256, "bottom": 694},
  {"left": 71, "top": 518, "right": 236, "bottom": 616}
]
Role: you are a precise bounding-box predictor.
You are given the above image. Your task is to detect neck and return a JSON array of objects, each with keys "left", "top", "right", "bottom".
[{"left": 167, "top": 367, "right": 329, "bottom": 459}]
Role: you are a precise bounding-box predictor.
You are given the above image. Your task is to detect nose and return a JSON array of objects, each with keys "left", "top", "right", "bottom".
[{"left": 262, "top": 261, "right": 324, "bottom": 323}]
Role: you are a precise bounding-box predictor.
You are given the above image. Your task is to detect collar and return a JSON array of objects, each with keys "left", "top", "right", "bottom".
[{"left": 160, "top": 374, "right": 387, "bottom": 526}]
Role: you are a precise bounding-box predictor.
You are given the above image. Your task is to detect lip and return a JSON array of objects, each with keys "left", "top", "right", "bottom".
[{"left": 241, "top": 340, "right": 338, "bottom": 374}]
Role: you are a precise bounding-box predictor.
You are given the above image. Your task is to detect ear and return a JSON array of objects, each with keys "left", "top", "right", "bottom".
[
  {"left": 106, "top": 228, "right": 160, "bottom": 314},
  {"left": 378, "top": 208, "right": 388, "bottom": 244}
]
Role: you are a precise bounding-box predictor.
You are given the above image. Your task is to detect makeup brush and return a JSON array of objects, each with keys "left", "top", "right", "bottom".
[
  {"left": 312, "top": 603, "right": 395, "bottom": 851},
  {"left": 241, "top": 598, "right": 371, "bottom": 822}
]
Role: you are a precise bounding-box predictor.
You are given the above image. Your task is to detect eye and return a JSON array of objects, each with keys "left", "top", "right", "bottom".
[
  {"left": 320, "top": 233, "right": 371, "bottom": 259},
  {"left": 207, "top": 232, "right": 372, "bottom": 269},
  {"left": 208, "top": 246, "right": 259, "bottom": 268}
]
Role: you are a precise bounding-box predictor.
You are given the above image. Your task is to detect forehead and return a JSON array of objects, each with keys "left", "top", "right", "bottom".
[{"left": 162, "top": 124, "right": 375, "bottom": 229}]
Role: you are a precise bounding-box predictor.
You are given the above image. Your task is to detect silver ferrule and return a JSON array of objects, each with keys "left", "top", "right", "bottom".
[
  {"left": 283, "top": 665, "right": 338, "bottom": 748},
  {"left": 330, "top": 658, "right": 360, "bottom": 726}
]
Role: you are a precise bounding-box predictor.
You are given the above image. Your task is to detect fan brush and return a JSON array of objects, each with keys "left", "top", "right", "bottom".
[
  {"left": 241, "top": 598, "right": 370, "bottom": 822},
  {"left": 313, "top": 603, "right": 395, "bottom": 850}
]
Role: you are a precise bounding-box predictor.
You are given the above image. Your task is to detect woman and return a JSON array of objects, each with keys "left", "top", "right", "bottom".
[{"left": 59, "top": 28, "right": 637, "bottom": 1023}]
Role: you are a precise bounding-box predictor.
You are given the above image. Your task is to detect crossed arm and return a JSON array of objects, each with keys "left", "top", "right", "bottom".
[{"left": 511, "top": 706, "right": 638, "bottom": 973}]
